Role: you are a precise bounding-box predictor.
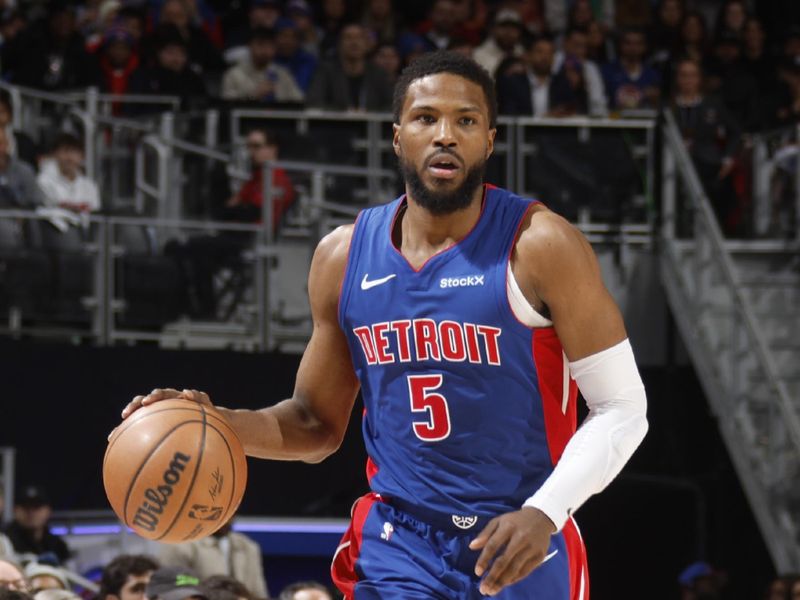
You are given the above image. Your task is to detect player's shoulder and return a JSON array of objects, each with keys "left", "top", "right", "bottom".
[
  {"left": 516, "top": 204, "right": 589, "bottom": 258},
  {"left": 314, "top": 223, "right": 355, "bottom": 266}
]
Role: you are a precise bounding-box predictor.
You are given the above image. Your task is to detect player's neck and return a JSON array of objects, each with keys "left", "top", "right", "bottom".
[{"left": 398, "top": 186, "right": 485, "bottom": 260}]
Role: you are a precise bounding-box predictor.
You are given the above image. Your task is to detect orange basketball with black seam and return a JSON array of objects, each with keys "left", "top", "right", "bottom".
[{"left": 103, "top": 399, "right": 247, "bottom": 543}]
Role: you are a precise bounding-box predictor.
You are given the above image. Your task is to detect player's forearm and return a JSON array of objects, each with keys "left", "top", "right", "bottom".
[
  {"left": 524, "top": 339, "right": 648, "bottom": 529},
  {"left": 218, "top": 399, "right": 341, "bottom": 463}
]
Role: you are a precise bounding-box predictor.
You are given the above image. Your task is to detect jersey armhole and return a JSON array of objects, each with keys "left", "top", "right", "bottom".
[{"left": 337, "top": 211, "right": 365, "bottom": 330}]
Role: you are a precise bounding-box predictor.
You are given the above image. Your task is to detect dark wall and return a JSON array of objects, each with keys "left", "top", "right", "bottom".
[{"left": 0, "top": 339, "right": 775, "bottom": 599}]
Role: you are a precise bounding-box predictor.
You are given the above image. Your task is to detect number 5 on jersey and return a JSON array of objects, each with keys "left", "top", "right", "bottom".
[{"left": 408, "top": 374, "right": 452, "bottom": 441}]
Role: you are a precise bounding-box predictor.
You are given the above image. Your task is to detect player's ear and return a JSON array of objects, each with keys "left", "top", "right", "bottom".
[
  {"left": 392, "top": 123, "right": 401, "bottom": 157},
  {"left": 486, "top": 127, "right": 497, "bottom": 160}
]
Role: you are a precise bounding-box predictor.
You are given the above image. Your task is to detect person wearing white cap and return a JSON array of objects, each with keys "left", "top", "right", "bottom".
[{"left": 473, "top": 9, "right": 525, "bottom": 78}]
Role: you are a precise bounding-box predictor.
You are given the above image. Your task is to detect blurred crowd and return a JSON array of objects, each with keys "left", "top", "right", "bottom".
[
  {"left": 0, "top": 0, "right": 794, "bottom": 126},
  {"left": 0, "top": 483, "right": 799, "bottom": 599},
  {"left": 0, "top": 484, "right": 335, "bottom": 600}
]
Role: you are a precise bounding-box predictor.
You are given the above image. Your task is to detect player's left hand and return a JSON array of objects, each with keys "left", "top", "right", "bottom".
[{"left": 469, "top": 506, "right": 556, "bottom": 596}]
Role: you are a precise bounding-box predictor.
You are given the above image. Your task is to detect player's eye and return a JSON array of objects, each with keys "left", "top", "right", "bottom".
[
  {"left": 417, "top": 114, "right": 435, "bottom": 124},
  {"left": 459, "top": 117, "right": 477, "bottom": 126}
]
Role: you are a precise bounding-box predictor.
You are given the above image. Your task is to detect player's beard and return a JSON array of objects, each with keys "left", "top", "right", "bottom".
[{"left": 399, "top": 155, "right": 486, "bottom": 216}]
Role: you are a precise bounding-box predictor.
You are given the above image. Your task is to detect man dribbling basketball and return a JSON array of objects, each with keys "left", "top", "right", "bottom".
[{"left": 121, "top": 51, "right": 648, "bottom": 599}]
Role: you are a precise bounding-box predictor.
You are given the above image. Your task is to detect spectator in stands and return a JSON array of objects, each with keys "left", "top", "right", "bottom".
[
  {"left": 96, "top": 27, "right": 140, "bottom": 100},
  {"left": 774, "top": 58, "right": 800, "bottom": 126},
  {"left": 705, "top": 32, "right": 760, "bottom": 131},
  {"left": 0, "top": 10, "right": 26, "bottom": 69},
  {"left": 0, "top": 487, "right": 14, "bottom": 560},
  {"left": 371, "top": 42, "right": 401, "bottom": 83},
  {"left": 37, "top": 134, "right": 99, "bottom": 213},
  {"left": 649, "top": 0, "right": 684, "bottom": 71},
  {"left": 117, "top": 6, "right": 146, "bottom": 49},
  {"left": 496, "top": 35, "right": 579, "bottom": 116},
  {"left": 2, "top": 1, "right": 98, "bottom": 91},
  {"left": 472, "top": 9, "right": 524, "bottom": 79},
  {"left": 98, "top": 555, "right": 158, "bottom": 600},
  {"left": 144, "top": 568, "right": 206, "bottom": 600},
  {"left": 0, "top": 129, "right": 45, "bottom": 209},
  {"left": 224, "top": 127, "right": 296, "bottom": 228},
  {"left": 361, "top": 0, "right": 398, "bottom": 47},
  {"left": 671, "top": 58, "right": 740, "bottom": 234},
  {"left": 84, "top": 0, "right": 124, "bottom": 54},
  {"left": 447, "top": 37, "right": 475, "bottom": 59},
  {"left": 566, "top": 0, "right": 595, "bottom": 30},
  {"left": 286, "top": 0, "right": 320, "bottom": 57},
  {"left": 4, "top": 486, "right": 69, "bottom": 566},
  {"left": 278, "top": 582, "right": 332, "bottom": 600},
  {"left": 678, "top": 561, "right": 726, "bottom": 600},
  {"left": 153, "top": 0, "right": 224, "bottom": 74},
  {"left": 0, "top": 559, "right": 27, "bottom": 591},
  {"left": 602, "top": 28, "right": 661, "bottom": 111},
  {"left": 223, "top": 0, "right": 283, "bottom": 65},
  {"left": 158, "top": 518, "right": 267, "bottom": 600},
  {"left": 412, "top": 0, "right": 459, "bottom": 52},
  {"left": 23, "top": 565, "right": 67, "bottom": 595},
  {"left": 128, "top": 28, "right": 207, "bottom": 111},
  {"left": 554, "top": 26, "right": 606, "bottom": 116},
  {"left": 307, "top": 23, "right": 392, "bottom": 111},
  {"left": 714, "top": 0, "right": 747, "bottom": 41},
  {"left": 221, "top": 27, "right": 304, "bottom": 103},
  {"left": 678, "top": 11, "right": 709, "bottom": 63},
  {"left": 0, "top": 94, "right": 37, "bottom": 169},
  {"left": 765, "top": 575, "right": 799, "bottom": 600},
  {"left": 586, "top": 19, "right": 613, "bottom": 64},
  {"left": 201, "top": 576, "right": 252, "bottom": 600},
  {"left": 274, "top": 18, "right": 318, "bottom": 92},
  {"left": 316, "top": 0, "right": 352, "bottom": 57},
  {"left": 742, "top": 17, "right": 773, "bottom": 90}
]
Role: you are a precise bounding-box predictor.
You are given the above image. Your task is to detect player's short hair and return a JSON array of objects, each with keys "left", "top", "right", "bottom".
[
  {"left": 392, "top": 50, "right": 498, "bottom": 128},
  {"left": 98, "top": 555, "right": 159, "bottom": 599},
  {"left": 202, "top": 575, "right": 253, "bottom": 600}
]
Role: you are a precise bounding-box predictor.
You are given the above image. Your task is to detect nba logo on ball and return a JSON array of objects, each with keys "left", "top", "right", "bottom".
[{"left": 103, "top": 399, "right": 248, "bottom": 543}]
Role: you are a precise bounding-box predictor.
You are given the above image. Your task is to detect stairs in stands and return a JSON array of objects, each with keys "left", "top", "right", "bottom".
[{"left": 660, "top": 111, "right": 800, "bottom": 572}]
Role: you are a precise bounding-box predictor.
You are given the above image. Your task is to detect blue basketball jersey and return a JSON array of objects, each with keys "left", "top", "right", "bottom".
[{"left": 338, "top": 185, "right": 578, "bottom": 519}]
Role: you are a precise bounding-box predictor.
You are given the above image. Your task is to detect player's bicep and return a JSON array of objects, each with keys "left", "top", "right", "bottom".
[
  {"left": 292, "top": 226, "right": 360, "bottom": 439},
  {"left": 529, "top": 217, "right": 627, "bottom": 361}
]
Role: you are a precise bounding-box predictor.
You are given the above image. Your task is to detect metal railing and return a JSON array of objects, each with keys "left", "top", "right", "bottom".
[{"left": 660, "top": 109, "right": 800, "bottom": 571}]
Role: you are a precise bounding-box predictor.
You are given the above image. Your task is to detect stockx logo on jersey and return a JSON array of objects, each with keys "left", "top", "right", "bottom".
[
  {"left": 353, "top": 319, "right": 502, "bottom": 366},
  {"left": 440, "top": 274, "right": 485, "bottom": 289}
]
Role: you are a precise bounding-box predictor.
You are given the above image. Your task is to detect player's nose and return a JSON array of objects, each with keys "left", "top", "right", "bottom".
[{"left": 432, "top": 118, "right": 457, "bottom": 147}]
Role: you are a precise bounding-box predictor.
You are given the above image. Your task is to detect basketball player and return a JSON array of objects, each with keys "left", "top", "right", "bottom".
[{"left": 121, "top": 51, "right": 648, "bottom": 598}]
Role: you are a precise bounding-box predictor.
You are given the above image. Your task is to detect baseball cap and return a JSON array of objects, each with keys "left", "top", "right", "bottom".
[
  {"left": 494, "top": 9, "right": 523, "bottom": 27},
  {"left": 15, "top": 485, "right": 50, "bottom": 508},
  {"left": 678, "top": 561, "right": 713, "bottom": 586},
  {"left": 24, "top": 563, "right": 69, "bottom": 590},
  {"left": 146, "top": 568, "right": 207, "bottom": 600},
  {"left": 103, "top": 26, "right": 134, "bottom": 47}
]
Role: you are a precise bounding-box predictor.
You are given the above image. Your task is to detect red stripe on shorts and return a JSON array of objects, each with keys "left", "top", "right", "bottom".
[
  {"left": 331, "top": 492, "right": 381, "bottom": 599},
  {"left": 563, "top": 517, "right": 590, "bottom": 600}
]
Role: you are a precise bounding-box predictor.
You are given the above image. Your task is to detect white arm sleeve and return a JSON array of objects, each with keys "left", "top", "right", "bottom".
[{"left": 523, "top": 338, "right": 648, "bottom": 531}]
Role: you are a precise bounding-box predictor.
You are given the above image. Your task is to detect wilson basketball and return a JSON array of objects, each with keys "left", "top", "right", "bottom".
[{"left": 103, "top": 399, "right": 247, "bottom": 543}]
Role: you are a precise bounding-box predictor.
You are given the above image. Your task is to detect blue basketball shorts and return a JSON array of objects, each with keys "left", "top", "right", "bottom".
[{"left": 331, "top": 493, "right": 589, "bottom": 599}]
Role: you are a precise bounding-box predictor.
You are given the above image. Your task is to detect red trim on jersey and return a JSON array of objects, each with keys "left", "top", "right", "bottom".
[
  {"left": 331, "top": 493, "right": 381, "bottom": 599},
  {"left": 365, "top": 457, "right": 379, "bottom": 483},
  {"left": 532, "top": 328, "right": 578, "bottom": 465},
  {"left": 388, "top": 185, "right": 489, "bottom": 273},
  {"left": 563, "top": 517, "right": 590, "bottom": 600}
]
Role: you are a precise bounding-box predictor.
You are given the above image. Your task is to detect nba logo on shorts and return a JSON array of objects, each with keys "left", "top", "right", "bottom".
[
  {"left": 381, "top": 521, "right": 394, "bottom": 541},
  {"left": 451, "top": 515, "right": 478, "bottom": 529}
]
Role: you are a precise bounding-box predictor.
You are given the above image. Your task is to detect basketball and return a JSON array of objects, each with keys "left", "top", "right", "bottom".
[{"left": 103, "top": 399, "right": 248, "bottom": 543}]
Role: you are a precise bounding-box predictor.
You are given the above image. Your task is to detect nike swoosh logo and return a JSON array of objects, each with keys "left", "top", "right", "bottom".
[
  {"left": 541, "top": 549, "right": 558, "bottom": 565},
  {"left": 361, "top": 273, "right": 396, "bottom": 290}
]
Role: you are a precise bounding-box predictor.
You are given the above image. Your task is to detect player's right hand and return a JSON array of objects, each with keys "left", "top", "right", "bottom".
[{"left": 120, "top": 388, "right": 213, "bottom": 419}]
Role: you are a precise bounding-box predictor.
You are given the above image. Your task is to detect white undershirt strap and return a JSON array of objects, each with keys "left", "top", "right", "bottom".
[{"left": 507, "top": 263, "right": 552, "bottom": 328}]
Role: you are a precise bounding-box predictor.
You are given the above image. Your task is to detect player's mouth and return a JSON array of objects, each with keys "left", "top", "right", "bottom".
[{"left": 427, "top": 154, "right": 462, "bottom": 180}]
